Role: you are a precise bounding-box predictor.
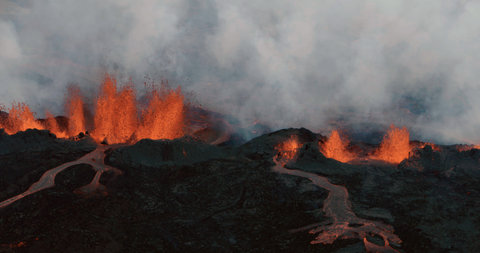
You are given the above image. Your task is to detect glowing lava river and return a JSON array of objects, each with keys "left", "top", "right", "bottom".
[
  {"left": 273, "top": 153, "right": 402, "bottom": 252},
  {"left": 0, "top": 144, "right": 123, "bottom": 209}
]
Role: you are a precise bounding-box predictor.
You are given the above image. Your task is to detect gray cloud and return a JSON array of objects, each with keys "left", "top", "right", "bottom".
[{"left": 0, "top": 0, "right": 479, "bottom": 144}]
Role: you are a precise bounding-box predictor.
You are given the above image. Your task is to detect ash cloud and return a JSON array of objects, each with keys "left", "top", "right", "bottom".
[{"left": 0, "top": 0, "right": 479, "bottom": 144}]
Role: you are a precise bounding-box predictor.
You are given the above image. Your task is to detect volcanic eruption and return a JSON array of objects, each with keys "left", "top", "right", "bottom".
[
  {"left": 274, "top": 136, "right": 402, "bottom": 251},
  {"left": 1, "top": 77, "right": 480, "bottom": 252},
  {"left": 0, "top": 74, "right": 186, "bottom": 145},
  {"left": 371, "top": 125, "right": 411, "bottom": 164},
  {"left": 2, "top": 1, "right": 480, "bottom": 252},
  {"left": 320, "top": 130, "right": 356, "bottom": 163}
]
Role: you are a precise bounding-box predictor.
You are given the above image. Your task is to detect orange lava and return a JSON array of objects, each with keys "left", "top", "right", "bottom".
[
  {"left": 275, "top": 136, "right": 301, "bottom": 162},
  {"left": 372, "top": 125, "right": 411, "bottom": 164},
  {"left": 136, "top": 85, "right": 185, "bottom": 141},
  {"left": 0, "top": 103, "right": 44, "bottom": 134},
  {"left": 415, "top": 142, "right": 441, "bottom": 152},
  {"left": 92, "top": 75, "right": 138, "bottom": 143},
  {"left": 320, "top": 130, "right": 355, "bottom": 163},
  {"left": 66, "top": 86, "right": 86, "bottom": 137},
  {"left": 45, "top": 111, "right": 67, "bottom": 138},
  {"left": 0, "top": 74, "right": 185, "bottom": 144}
]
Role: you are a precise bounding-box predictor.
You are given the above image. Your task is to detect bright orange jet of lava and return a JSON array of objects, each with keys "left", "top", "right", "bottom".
[
  {"left": 92, "top": 75, "right": 138, "bottom": 144},
  {"left": 0, "top": 74, "right": 186, "bottom": 145},
  {"left": 1, "top": 103, "right": 44, "bottom": 134},
  {"left": 320, "top": 130, "right": 355, "bottom": 163},
  {"left": 89, "top": 75, "right": 186, "bottom": 144},
  {"left": 372, "top": 125, "right": 411, "bottom": 164}
]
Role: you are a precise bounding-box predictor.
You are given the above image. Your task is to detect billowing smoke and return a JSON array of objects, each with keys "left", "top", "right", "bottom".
[{"left": 0, "top": 0, "right": 479, "bottom": 144}]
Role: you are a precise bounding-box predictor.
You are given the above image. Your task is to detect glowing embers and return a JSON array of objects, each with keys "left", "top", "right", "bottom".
[
  {"left": 320, "top": 130, "right": 355, "bottom": 163},
  {"left": 275, "top": 136, "right": 301, "bottom": 163},
  {"left": 372, "top": 125, "right": 411, "bottom": 164}
]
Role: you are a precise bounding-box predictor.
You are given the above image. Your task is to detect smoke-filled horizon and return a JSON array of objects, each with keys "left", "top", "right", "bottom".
[{"left": 0, "top": 0, "right": 479, "bottom": 144}]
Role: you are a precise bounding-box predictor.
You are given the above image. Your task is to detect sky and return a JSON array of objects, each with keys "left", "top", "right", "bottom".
[{"left": 0, "top": 0, "right": 479, "bottom": 144}]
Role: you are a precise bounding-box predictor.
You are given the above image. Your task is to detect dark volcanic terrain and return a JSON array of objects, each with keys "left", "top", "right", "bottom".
[{"left": 0, "top": 128, "right": 479, "bottom": 252}]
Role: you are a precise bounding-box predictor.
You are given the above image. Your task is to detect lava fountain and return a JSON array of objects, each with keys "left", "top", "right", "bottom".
[
  {"left": 372, "top": 125, "right": 411, "bottom": 164},
  {"left": 0, "top": 74, "right": 186, "bottom": 145},
  {"left": 0, "top": 103, "right": 44, "bottom": 134},
  {"left": 66, "top": 86, "right": 87, "bottom": 137},
  {"left": 320, "top": 130, "right": 356, "bottom": 163}
]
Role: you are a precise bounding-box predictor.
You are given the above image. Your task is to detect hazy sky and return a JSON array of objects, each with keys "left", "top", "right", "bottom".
[{"left": 0, "top": 0, "right": 479, "bottom": 143}]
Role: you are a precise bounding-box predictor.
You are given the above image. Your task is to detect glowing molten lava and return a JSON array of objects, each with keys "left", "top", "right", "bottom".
[
  {"left": 92, "top": 76, "right": 138, "bottom": 143},
  {"left": 1, "top": 103, "right": 44, "bottom": 134},
  {"left": 373, "top": 125, "right": 411, "bottom": 164},
  {"left": 45, "top": 111, "right": 67, "bottom": 138},
  {"left": 275, "top": 136, "right": 301, "bottom": 163},
  {"left": 273, "top": 138, "right": 402, "bottom": 251},
  {"left": 136, "top": 86, "right": 185, "bottom": 141},
  {"left": 66, "top": 86, "right": 86, "bottom": 137},
  {"left": 91, "top": 76, "right": 185, "bottom": 144},
  {"left": 0, "top": 74, "right": 185, "bottom": 144},
  {"left": 320, "top": 130, "right": 355, "bottom": 163}
]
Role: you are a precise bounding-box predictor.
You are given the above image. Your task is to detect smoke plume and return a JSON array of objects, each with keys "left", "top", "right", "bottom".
[{"left": 0, "top": 0, "right": 479, "bottom": 144}]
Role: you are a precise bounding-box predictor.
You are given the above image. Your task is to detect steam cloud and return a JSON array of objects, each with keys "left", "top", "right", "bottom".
[{"left": 0, "top": 0, "right": 479, "bottom": 144}]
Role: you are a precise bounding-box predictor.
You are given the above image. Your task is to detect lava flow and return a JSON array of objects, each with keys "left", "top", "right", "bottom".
[
  {"left": 0, "top": 145, "right": 123, "bottom": 209},
  {"left": 0, "top": 74, "right": 185, "bottom": 145},
  {"left": 372, "top": 125, "right": 411, "bottom": 164},
  {"left": 274, "top": 136, "right": 402, "bottom": 252},
  {"left": 320, "top": 130, "right": 356, "bottom": 163}
]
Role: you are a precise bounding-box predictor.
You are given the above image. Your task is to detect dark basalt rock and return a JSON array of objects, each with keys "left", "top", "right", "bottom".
[
  {"left": 0, "top": 128, "right": 96, "bottom": 155},
  {"left": 0, "top": 128, "right": 479, "bottom": 252},
  {"left": 237, "top": 128, "right": 321, "bottom": 160},
  {"left": 55, "top": 164, "right": 96, "bottom": 191},
  {"left": 107, "top": 136, "right": 229, "bottom": 168}
]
